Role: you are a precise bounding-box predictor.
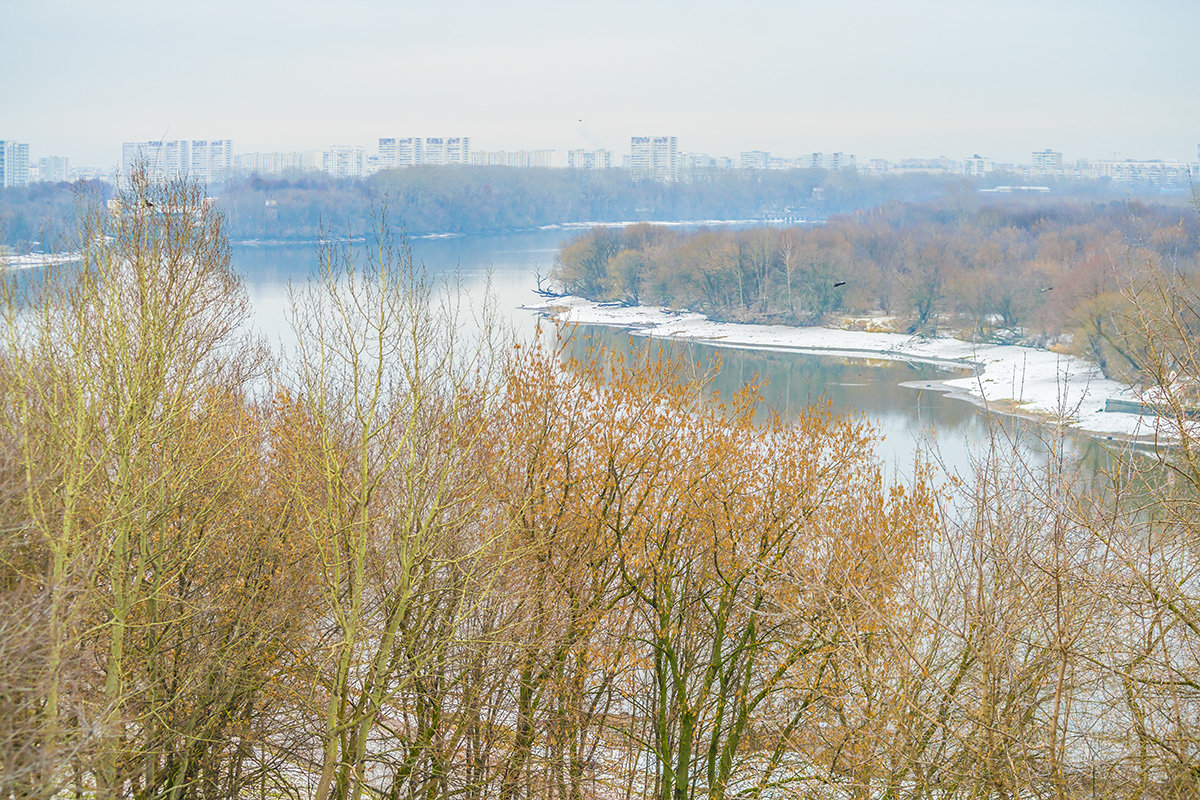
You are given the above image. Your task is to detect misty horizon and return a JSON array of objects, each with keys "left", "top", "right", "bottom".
[{"left": 3, "top": 0, "right": 1197, "bottom": 166}]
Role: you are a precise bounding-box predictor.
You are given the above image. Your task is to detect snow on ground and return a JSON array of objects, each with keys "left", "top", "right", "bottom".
[
  {"left": 529, "top": 296, "right": 1159, "bottom": 440},
  {"left": 0, "top": 252, "right": 80, "bottom": 270}
]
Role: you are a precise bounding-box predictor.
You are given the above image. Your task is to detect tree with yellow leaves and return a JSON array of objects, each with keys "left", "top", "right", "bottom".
[{"left": 491, "top": 336, "right": 937, "bottom": 800}]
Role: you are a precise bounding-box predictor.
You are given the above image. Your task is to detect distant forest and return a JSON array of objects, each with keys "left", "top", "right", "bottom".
[
  {"left": 0, "top": 166, "right": 1159, "bottom": 250},
  {"left": 552, "top": 200, "right": 1200, "bottom": 382}
]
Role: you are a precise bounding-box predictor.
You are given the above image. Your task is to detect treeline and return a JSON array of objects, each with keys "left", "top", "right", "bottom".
[
  {"left": 216, "top": 167, "right": 961, "bottom": 240},
  {"left": 553, "top": 200, "right": 1200, "bottom": 380},
  {"left": 1, "top": 167, "right": 1146, "bottom": 250},
  {"left": 0, "top": 179, "right": 111, "bottom": 251},
  {"left": 4, "top": 176, "right": 1200, "bottom": 800}
]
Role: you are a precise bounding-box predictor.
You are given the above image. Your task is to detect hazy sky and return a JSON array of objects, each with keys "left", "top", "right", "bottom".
[{"left": 4, "top": 0, "right": 1198, "bottom": 166}]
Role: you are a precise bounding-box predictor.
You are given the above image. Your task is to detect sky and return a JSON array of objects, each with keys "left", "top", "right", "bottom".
[{"left": 3, "top": 0, "right": 1198, "bottom": 167}]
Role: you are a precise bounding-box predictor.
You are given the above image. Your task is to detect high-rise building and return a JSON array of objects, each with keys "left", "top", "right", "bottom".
[
  {"left": 422, "top": 138, "right": 445, "bottom": 165},
  {"left": 444, "top": 137, "right": 469, "bottom": 165},
  {"left": 122, "top": 139, "right": 231, "bottom": 184},
  {"left": 190, "top": 139, "right": 233, "bottom": 184},
  {"left": 0, "top": 141, "right": 31, "bottom": 187},
  {"left": 122, "top": 140, "right": 189, "bottom": 181},
  {"left": 379, "top": 137, "right": 469, "bottom": 167},
  {"left": 629, "top": 136, "right": 677, "bottom": 181},
  {"left": 396, "top": 138, "right": 423, "bottom": 166},
  {"left": 378, "top": 138, "right": 398, "bottom": 168}
]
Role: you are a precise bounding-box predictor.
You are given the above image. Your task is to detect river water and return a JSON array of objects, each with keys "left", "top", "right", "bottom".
[{"left": 230, "top": 227, "right": 1126, "bottom": 490}]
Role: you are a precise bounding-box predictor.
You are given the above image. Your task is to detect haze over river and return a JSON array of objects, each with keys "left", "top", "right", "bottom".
[{"left": 231, "top": 226, "right": 1127, "bottom": 491}]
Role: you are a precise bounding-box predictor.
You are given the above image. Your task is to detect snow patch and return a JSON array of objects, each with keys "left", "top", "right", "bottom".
[{"left": 1, "top": 251, "right": 81, "bottom": 270}]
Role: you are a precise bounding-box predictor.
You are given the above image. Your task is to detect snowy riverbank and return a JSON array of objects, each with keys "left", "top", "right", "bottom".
[{"left": 530, "top": 296, "right": 1157, "bottom": 440}]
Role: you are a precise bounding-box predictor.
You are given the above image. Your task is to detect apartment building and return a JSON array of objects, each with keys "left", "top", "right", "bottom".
[
  {"left": 121, "top": 139, "right": 232, "bottom": 184},
  {"left": 0, "top": 141, "right": 30, "bottom": 187},
  {"left": 567, "top": 149, "right": 612, "bottom": 169},
  {"left": 471, "top": 150, "right": 555, "bottom": 168},
  {"left": 379, "top": 137, "right": 470, "bottom": 167},
  {"left": 629, "top": 136, "right": 678, "bottom": 181}
]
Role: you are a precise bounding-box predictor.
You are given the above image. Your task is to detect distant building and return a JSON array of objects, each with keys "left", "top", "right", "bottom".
[
  {"left": 444, "top": 137, "right": 470, "bottom": 165},
  {"left": 122, "top": 139, "right": 231, "bottom": 184},
  {"left": 123, "top": 140, "right": 187, "bottom": 180},
  {"left": 421, "top": 137, "right": 470, "bottom": 166},
  {"left": 961, "top": 154, "right": 993, "bottom": 177},
  {"left": 378, "top": 138, "right": 398, "bottom": 168},
  {"left": 861, "top": 158, "right": 891, "bottom": 175},
  {"left": 1084, "top": 159, "right": 1193, "bottom": 188},
  {"left": 809, "top": 152, "right": 856, "bottom": 171},
  {"left": 471, "top": 150, "right": 556, "bottom": 168},
  {"left": 69, "top": 164, "right": 115, "bottom": 182},
  {"left": 891, "top": 157, "right": 957, "bottom": 175},
  {"left": 396, "top": 138, "right": 423, "bottom": 166},
  {"left": 1032, "top": 149, "right": 1063, "bottom": 175},
  {"left": 677, "top": 152, "right": 731, "bottom": 179},
  {"left": 189, "top": 139, "right": 233, "bottom": 184},
  {"left": 739, "top": 150, "right": 770, "bottom": 170},
  {"left": 321, "top": 146, "right": 367, "bottom": 178},
  {"left": 235, "top": 151, "right": 319, "bottom": 176},
  {"left": 34, "top": 155, "right": 70, "bottom": 183},
  {"left": 567, "top": 149, "right": 612, "bottom": 170},
  {"left": 630, "top": 136, "right": 678, "bottom": 181},
  {"left": 422, "top": 138, "right": 446, "bottom": 166},
  {"left": 379, "top": 137, "right": 469, "bottom": 167},
  {"left": 0, "top": 141, "right": 30, "bottom": 187}
]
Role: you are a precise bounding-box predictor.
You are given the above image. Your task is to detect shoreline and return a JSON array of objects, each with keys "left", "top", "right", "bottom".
[
  {"left": 225, "top": 218, "right": 801, "bottom": 248},
  {"left": 529, "top": 296, "right": 1160, "bottom": 442}
]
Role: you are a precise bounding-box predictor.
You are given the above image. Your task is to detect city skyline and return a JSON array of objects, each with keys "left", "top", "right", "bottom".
[
  {"left": 3, "top": 132, "right": 1198, "bottom": 189},
  {"left": 6, "top": 132, "right": 1199, "bottom": 178},
  {"left": 3, "top": 0, "right": 1198, "bottom": 166}
]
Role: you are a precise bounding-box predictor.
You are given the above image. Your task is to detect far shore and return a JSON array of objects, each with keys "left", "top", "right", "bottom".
[{"left": 530, "top": 296, "right": 1163, "bottom": 442}]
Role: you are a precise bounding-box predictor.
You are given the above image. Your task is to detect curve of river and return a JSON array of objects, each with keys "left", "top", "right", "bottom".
[{"left": 231, "top": 226, "right": 1131, "bottom": 492}]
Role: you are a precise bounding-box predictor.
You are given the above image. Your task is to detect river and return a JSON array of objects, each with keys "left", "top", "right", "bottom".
[{"left": 230, "top": 227, "right": 1128, "bottom": 491}]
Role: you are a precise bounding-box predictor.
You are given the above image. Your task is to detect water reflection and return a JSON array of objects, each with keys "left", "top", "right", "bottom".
[
  {"left": 233, "top": 229, "right": 565, "bottom": 346},
  {"left": 558, "top": 325, "right": 1135, "bottom": 497}
]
